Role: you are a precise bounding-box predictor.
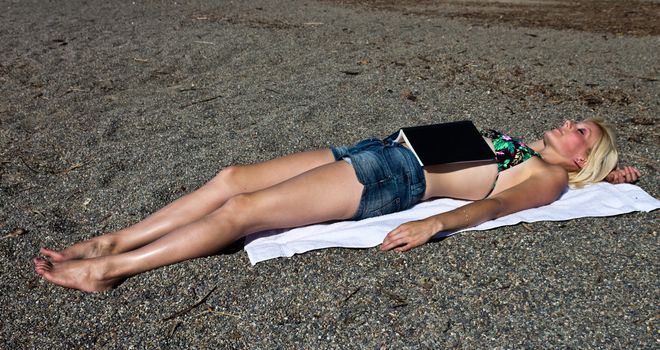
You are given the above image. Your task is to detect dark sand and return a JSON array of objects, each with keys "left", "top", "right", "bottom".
[{"left": 1, "top": 0, "right": 658, "bottom": 348}]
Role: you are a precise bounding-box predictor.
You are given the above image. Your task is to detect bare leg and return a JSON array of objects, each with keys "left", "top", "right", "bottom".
[
  {"left": 34, "top": 160, "right": 364, "bottom": 292},
  {"left": 40, "top": 149, "right": 337, "bottom": 262}
]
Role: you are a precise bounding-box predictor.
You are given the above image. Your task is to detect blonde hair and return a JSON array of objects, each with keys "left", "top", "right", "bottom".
[{"left": 568, "top": 119, "right": 618, "bottom": 188}]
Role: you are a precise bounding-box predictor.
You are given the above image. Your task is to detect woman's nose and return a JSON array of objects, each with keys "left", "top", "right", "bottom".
[{"left": 563, "top": 120, "right": 574, "bottom": 129}]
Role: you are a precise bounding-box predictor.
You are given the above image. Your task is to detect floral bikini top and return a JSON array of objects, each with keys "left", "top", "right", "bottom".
[{"left": 481, "top": 129, "right": 542, "bottom": 172}]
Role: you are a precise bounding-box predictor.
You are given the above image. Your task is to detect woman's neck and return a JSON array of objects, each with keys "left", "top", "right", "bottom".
[
  {"left": 528, "top": 139, "right": 575, "bottom": 171},
  {"left": 529, "top": 139, "right": 544, "bottom": 153}
]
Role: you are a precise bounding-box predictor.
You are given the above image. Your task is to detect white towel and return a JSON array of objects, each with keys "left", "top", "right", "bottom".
[{"left": 244, "top": 183, "right": 660, "bottom": 265}]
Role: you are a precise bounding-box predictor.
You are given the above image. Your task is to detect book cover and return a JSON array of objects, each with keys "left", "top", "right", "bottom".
[{"left": 394, "top": 120, "right": 496, "bottom": 166}]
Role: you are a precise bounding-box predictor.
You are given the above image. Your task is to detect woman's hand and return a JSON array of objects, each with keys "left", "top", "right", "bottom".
[
  {"left": 605, "top": 166, "right": 641, "bottom": 184},
  {"left": 380, "top": 219, "right": 438, "bottom": 252}
]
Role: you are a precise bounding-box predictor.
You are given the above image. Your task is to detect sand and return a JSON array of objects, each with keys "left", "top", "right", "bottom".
[{"left": 1, "top": 0, "right": 658, "bottom": 348}]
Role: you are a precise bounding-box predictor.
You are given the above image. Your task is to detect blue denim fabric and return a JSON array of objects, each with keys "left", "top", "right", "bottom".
[{"left": 331, "top": 138, "right": 426, "bottom": 220}]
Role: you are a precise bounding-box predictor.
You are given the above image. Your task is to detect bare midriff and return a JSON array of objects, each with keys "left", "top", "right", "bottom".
[{"left": 400, "top": 137, "right": 500, "bottom": 201}]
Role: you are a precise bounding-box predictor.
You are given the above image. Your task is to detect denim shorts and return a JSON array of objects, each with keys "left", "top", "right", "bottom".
[{"left": 331, "top": 137, "right": 426, "bottom": 220}]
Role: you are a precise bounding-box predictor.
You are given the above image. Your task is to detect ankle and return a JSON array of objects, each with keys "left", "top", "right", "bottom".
[
  {"left": 95, "top": 256, "right": 124, "bottom": 281},
  {"left": 95, "top": 234, "right": 119, "bottom": 255}
]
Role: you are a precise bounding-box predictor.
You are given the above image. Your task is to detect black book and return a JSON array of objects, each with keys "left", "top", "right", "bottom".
[{"left": 392, "top": 120, "right": 496, "bottom": 166}]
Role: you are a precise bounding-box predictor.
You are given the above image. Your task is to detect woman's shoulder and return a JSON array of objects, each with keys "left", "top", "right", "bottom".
[
  {"left": 490, "top": 157, "right": 568, "bottom": 208},
  {"left": 494, "top": 157, "right": 568, "bottom": 196},
  {"left": 523, "top": 157, "right": 569, "bottom": 187}
]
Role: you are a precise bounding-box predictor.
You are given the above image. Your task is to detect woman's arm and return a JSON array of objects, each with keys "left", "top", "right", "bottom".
[{"left": 380, "top": 165, "right": 567, "bottom": 252}]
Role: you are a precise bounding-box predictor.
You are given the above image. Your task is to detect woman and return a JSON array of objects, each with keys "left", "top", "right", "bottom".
[{"left": 33, "top": 119, "right": 640, "bottom": 292}]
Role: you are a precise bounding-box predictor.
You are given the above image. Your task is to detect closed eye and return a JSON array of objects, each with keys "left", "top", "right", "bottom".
[{"left": 578, "top": 128, "right": 586, "bottom": 135}]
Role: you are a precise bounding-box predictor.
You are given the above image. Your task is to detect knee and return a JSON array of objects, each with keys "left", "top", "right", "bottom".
[
  {"left": 215, "top": 193, "right": 254, "bottom": 230},
  {"left": 209, "top": 165, "right": 242, "bottom": 190},
  {"left": 223, "top": 193, "right": 252, "bottom": 212}
]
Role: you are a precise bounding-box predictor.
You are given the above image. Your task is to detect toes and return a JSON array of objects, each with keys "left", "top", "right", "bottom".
[
  {"left": 32, "top": 257, "right": 41, "bottom": 273},
  {"left": 33, "top": 258, "right": 53, "bottom": 275},
  {"left": 33, "top": 257, "right": 43, "bottom": 269},
  {"left": 40, "top": 247, "right": 66, "bottom": 262}
]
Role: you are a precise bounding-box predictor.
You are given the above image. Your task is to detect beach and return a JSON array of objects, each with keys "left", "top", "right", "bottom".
[{"left": 1, "top": 0, "right": 658, "bottom": 347}]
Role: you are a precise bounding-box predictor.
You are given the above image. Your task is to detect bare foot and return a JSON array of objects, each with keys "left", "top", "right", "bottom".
[
  {"left": 40, "top": 235, "right": 117, "bottom": 262},
  {"left": 33, "top": 257, "right": 124, "bottom": 292}
]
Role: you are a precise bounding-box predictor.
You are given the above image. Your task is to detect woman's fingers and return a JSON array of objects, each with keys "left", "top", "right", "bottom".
[
  {"left": 624, "top": 167, "right": 633, "bottom": 182},
  {"left": 624, "top": 166, "right": 641, "bottom": 183},
  {"left": 618, "top": 166, "right": 641, "bottom": 183},
  {"left": 380, "top": 228, "right": 402, "bottom": 251},
  {"left": 380, "top": 237, "right": 401, "bottom": 251},
  {"left": 394, "top": 243, "right": 413, "bottom": 252},
  {"left": 606, "top": 166, "right": 641, "bottom": 184},
  {"left": 381, "top": 228, "right": 413, "bottom": 251},
  {"left": 605, "top": 172, "right": 617, "bottom": 183},
  {"left": 606, "top": 169, "right": 623, "bottom": 183},
  {"left": 380, "top": 221, "right": 433, "bottom": 251}
]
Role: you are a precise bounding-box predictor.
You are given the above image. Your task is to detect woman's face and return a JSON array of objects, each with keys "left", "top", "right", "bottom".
[{"left": 544, "top": 120, "right": 602, "bottom": 169}]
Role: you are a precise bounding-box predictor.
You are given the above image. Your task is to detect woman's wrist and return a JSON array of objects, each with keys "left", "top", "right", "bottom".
[{"left": 429, "top": 216, "right": 445, "bottom": 234}]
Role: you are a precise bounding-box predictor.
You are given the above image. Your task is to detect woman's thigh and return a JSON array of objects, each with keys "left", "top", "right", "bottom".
[
  {"left": 234, "top": 160, "right": 364, "bottom": 234},
  {"left": 220, "top": 149, "right": 336, "bottom": 193}
]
